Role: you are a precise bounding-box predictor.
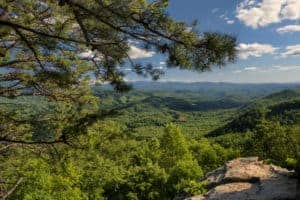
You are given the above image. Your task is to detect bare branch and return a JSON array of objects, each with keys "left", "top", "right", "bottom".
[{"left": 0, "top": 177, "right": 23, "bottom": 200}]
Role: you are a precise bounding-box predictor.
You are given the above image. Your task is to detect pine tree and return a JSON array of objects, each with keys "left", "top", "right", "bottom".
[{"left": 0, "top": 0, "right": 236, "bottom": 144}]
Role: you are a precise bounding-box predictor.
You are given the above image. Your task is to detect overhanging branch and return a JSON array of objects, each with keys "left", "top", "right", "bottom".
[
  {"left": 0, "top": 20, "right": 119, "bottom": 47},
  {"left": 0, "top": 137, "right": 68, "bottom": 145}
]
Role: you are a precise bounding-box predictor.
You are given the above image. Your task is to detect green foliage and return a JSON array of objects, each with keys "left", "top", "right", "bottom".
[
  {"left": 286, "top": 158, "right": 297, "bottom": 169},
  {"left": 0, "top": 0, "right": 236, "bottom": 99},
  {"left": 160, "top": 124, "right": 190, "bottom": 168},
  {"left": 7, "top": 155, "right": 86, "bottom": 200},
  {"left": 168, "top": 159, "right": 203, "bottom": 196},
  {"left": 0, "top": 0, "right": 237, "bottom": 163},
  {"left": 95, "top": 89, "right": 241, "bottom": 138},
  {"left": 113, "top": 163, "right": 169, "bottom": 200},
  {"left": 190, "top": 138, "right": 239, "bottom": 173},
  {"left": 249, "top": 121, "right": 298, "bottom": 166},
  {"left": 1, "top": 119, "right": 241, "bottom": 199},
  {"left": 2, "top": 0, "right": 300, "bottom": 198},
  {"left": 2, "top": 84, "right": 300, "bottom": 199},
  {"left": 208, "top": 107, "right": 266, "bottom": 137},
  {"left": 213, "top": 117, "right": 300, "bottom": 171}
]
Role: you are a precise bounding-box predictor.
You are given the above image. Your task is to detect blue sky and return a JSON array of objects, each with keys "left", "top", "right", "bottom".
[{"left": 126, "top": 0, "right": 300, "bottom": 83}]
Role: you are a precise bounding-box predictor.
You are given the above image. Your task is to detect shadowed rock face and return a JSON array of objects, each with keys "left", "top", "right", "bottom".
[{"left": 186, "top": 157, "right": 299, "bottom": 200}]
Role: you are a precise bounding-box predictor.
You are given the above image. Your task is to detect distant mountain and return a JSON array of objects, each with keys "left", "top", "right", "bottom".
[
  {"left": 140, "top": 95, "right": 245, "bottom": 112},
  {"left": 99, "top": 81, "right": 300, "bottom": 98}
]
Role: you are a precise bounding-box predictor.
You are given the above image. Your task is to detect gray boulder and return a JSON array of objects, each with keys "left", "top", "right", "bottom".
[{"left": 186, "top": 157, "right": 299, "bottom": 200}]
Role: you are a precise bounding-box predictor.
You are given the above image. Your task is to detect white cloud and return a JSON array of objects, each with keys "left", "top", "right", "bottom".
[
  {"left": 78, "top": 45, "right": 155, "bottom": 61},
  {"left": 247, "top": 0, "right": 257, "bottom": 6},
  {"left": 219, "top": 13, "right": 235, "bottom": 25},
  {"left": 78, "top": 50, "right": 103, "bottom": 61},
  {"left": 154, "top": 66, "right": 164, "bottom": 70},
  {"left": 244, "top": 66, "right": 257, "bottom": 71},
  {"left": 281, "top": 0, "right": 300, "bottom": 20},
  {"left": 236, "top": 0, "right": 300, "bottom": 29},
  {"left": 226, "top": 20, "right": 235, "bottom": 24},
  {"left": 128, "top": 45, "right": 155, "bottom": 59},
  {"left": 219, "top": 14, "right": 226, "bottom": 19},
  {"left": 159, "top": 61, "right": 166, "bottom": 65},
  {"left": 281, "top": 44, "right": 300, "bottom": 57},
  {"left": 237, "top": 43, "right": 278, "bottom": 59},
  {"left": 236, "top": 0, "right": 283, "bottom": 28},
  {"left": 231, "top": 65, "right": 300, "bottom": 75},
  {"left": 273, "top": 65, "right": 300, "bottom": 71},
  {"left": 276, "top": 25, "right": 300, "bottom": 34},
  {"left": 78, "top": 50, "right": 96, "bottom": 59}
]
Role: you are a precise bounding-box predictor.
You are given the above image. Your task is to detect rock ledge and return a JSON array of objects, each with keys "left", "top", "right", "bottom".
[{"left": 187, "top": 157, "right": 299, "bottom": 200}]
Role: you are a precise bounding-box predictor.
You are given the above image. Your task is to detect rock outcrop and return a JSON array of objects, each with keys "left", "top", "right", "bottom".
[{"left": 187, "top": 157, "right": 299, "bottom": 200}]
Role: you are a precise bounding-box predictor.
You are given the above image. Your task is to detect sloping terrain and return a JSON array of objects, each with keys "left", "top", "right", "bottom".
[{"left": 207, "top": 90, "right": 300, "bottom": 137}]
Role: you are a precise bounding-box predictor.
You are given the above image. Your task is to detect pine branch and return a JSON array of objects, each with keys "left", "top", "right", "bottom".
[
  {"left": 0, "top": 59, "right": 32, "bottom": 68},
  {"left": 0, "top": 20, "right": 120, "bottom": 47}
]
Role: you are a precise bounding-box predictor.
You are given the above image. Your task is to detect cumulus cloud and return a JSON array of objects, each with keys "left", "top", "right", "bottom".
[
  {"left": 281, "top": 44, "right": 300, "bottom": 57},
  {"left": 237, "top": 43, "right": 278, "bottom": 59},
  {"left": 236, "top": 0, "right": 300, "bottom": 29},
  {"left": 128, "top": 45, "right": 155, "bottom": 59},
  {"left": 277, "top": 25, "right": 300, "bottom": 34},
  {"left": 281, "top": 0, "right": 300, "bottom": 20}
]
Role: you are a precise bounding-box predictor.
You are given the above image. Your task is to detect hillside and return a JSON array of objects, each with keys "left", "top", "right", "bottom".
[
  {"left": 263, "top": 89, "right": 300, "bottom": 101},
  {"left": 93, "top": 84, "right": 300, "bottom": 138},
  {"left": 1, "top": 84, "right": 300, "bottom": 199},
  {"left": 207, "top": 90, "right": 300, "bottom": 137},
  {"left": 93, "top": 87, "right": 251, "bottom": 138}
]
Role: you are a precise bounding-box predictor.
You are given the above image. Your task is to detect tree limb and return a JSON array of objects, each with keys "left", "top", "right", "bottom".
[
  {"left": 0, "top": 137, "right": 68, "bottom": 145},
  {"left": 0, "top": 20, "right": 120, "bottom": 47},
  {"left": 0, "top": 59, "right": 33, "bottom": 68},
  {"left": 0, "top": 177, "right": 23, "bottom": 200}
]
